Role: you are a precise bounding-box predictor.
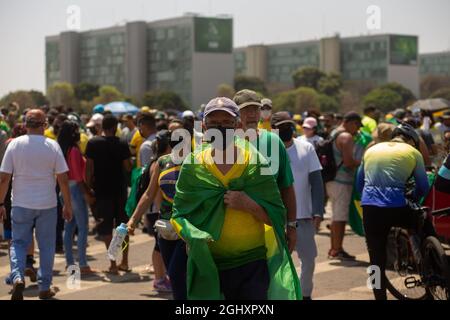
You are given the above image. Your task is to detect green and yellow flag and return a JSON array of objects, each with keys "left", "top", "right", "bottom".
[
  {"left": 348, "top": 131, "right": 373, "bottom": 236},
  {"left": 171, "top": 138, "right": 301, "bottom": 300}
]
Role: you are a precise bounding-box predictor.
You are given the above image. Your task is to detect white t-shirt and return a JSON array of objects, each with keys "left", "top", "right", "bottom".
[
  {"left": 0, "top": 135, "right": 69, "bottom": 209},
  {"left": 299, "top": 134, "right": 323, "bottom": 149},
  {"left": 139, "top": 133, "right": 156, "bottom": 167},
  {"left": 287, "top": 138, "right": 322, "bottom": 219}
]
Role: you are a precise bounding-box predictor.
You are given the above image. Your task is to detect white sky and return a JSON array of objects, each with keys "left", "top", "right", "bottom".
[{"left": 1, "top": 0, "right": 449, "bottom": 97}]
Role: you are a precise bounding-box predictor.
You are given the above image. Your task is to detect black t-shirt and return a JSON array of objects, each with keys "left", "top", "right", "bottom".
[{"left": 85, "top": 136, "right": 131, "bottom": 197}]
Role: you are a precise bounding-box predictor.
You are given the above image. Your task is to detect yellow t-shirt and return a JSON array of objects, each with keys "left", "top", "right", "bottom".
[
  {"left": 258, "top": 120, "right": 272, "bottom": 131},
  {"left": 200, "top": 146, "right": 266, "bottom": 260},
  {"left": 130, "top": 130, "right": 144, "bottom": 167},
  {"left": 79, "top": 132, "right": 89, "bottom": 154},
  {"left": 44, "top": 128, "right": 56, "bottom": 140}
]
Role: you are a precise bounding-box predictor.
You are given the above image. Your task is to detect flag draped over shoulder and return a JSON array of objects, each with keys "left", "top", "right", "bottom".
[
  {"left": 348, "top": 131, "right": 372, "bottom": 236},
  {"left": 125, "top": 166, "right": 144, "bottom": 217},
  {"left": 170, "top": 138, "right": 301, "bottom": 300}
]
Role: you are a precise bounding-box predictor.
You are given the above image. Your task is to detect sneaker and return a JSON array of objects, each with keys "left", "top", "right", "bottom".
[
  {"left": 25, "top": 267, "right": 37, "bottom": 283},
  {"left": 328, "top": 249, "right": 356, "bottom": 261},
  {"left": 39, "top": 288, "right": 57, "bottom": 300},
  {"left": 11, "top": 279, "right": 25, "bottom": 300},
  {"left": 153, "top": 278, "right": 172, "bottom": 293},
  {"left": 143, "top": 265, "right": 155, "bottom": 274}
]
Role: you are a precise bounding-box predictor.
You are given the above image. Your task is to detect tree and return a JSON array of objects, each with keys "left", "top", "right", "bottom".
[
  {"left": 292, "top": 67, "right": 325, "bottom": 90},
  {"left": 216, "top": 84, "right": 235, "bottom": 99},
  {"left": 47, "top": 82, "right": 76, "bottom": 109},
  {"left": 363, "top": 88, "right": 403, "bottom": 113},
  {"left": 29, "top": 90, "right": 49, "bottom": 106},
  {"left": 318, "top": 73, "right": 343, "bottom": 97},
  {"left": 420, "top": 75, "right": 450, "bottom": 98},
  {"left": 74, "top": 82, "right": 100, "bottom": 101},
  {"left": 92, "top": 85, "right": 125, "bottom": 105},
  {"left": 234, "top": 75, "right": 267, "bottom": 95},
  {"left": 142, "top": 90, "right": 186, "bottom": 111},
  {"left": 318, "top": 94, "right": 340, "bottom": 113},
  {"left": 273, "top": 87, "right": 320, "bottom": 114},
  {"left": 429, "top": 88, "right": 450, "bottom": 101},
  {"left": 0, "top": 90, "right": 35, "bottom": 111},
  {"left": 379, "top": 82, "right": 415, "bottom": 107}
]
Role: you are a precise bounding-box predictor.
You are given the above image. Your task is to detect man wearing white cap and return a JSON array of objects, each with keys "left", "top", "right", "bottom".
[
  {"left": 86, "top": 113, "right": 104, "bottom": 138},
  {"left": 182, "top": 110, "right": 203, "bottom": 150},
  {"left": 258, "top": 98, "right": 273, "bottom": 131},
  {"left": 299, "top": 117, "right": 324, "bottom": 149}
]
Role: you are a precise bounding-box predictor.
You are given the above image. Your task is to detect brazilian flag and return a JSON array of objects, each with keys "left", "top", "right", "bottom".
[
  {"left": 171, "top": 138, "right": 301, "bottom": 300},
  {"left": 348, "top": 131, "right": 373, "bottom": 236},
  {"left": 125, "top": 166, "right": 145, "bottom": 217}
]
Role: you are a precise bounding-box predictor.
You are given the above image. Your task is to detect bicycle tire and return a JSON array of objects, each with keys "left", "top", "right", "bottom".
[
  {"left": 422, "top": 236, "right": 450, "bottom": 300},
  {"left": 385, "top": 228, "right": 429, "bottom": 300}
]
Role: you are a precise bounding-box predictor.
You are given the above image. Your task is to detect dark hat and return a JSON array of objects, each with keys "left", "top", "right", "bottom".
[
  {"left": 343, "top": 111, "right": 362, "bottom": 125},
  {"left": 233, "top": 89, "right": 262, "bottom": 110},
  {"left": 204, "top": 97, "right": 239, "bottom": 118},
  {"left": 271, "top": 112, "right": 296, "bottom": 127}
]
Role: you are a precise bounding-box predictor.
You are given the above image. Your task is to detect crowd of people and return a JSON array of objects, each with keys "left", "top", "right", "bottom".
[{"left": 0, "top": 92, "right": 449, "bottom": 300}]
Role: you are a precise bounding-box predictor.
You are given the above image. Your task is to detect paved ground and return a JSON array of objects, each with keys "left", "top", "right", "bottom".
[{"left": 0, "top": 207, "right": 386, "bottom": 300}]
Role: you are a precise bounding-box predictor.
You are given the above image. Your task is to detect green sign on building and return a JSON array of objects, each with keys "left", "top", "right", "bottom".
[
  {"left": 390, "top": 35, "right": 418, "bottom": 66},
  {"left": 194, "top": 17, "right": 232, "bottom": 53}
]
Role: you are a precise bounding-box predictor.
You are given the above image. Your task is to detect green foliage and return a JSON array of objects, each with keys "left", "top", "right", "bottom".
[
  {"left": 216, "top": 84, "right": 235, "bottom": 99},
  {"left": 317, "top": 73, "right": 343, "bottom": 97},
  {"left": 234, "top": 75, "right": 267, "bottom": 95},
  {"left": 273, "top": 87, "right": 320, "bottom": 113},
  {"left": 292, "top": 67, "right": 326, "bottom": 90},
  {"left": 0, "top": 90, "right": 42, "bottom": 111},
  {"left": 47, "top": 82, "right": 76, "bottom": 109},
  {"left": 379, "top": 82, "right": 415, "bottom": 106},
  {"left": 318, "top": 94, "right": 340, "bottom": 112},
  {"left": 74, "top": 82, "right": 100, "bottom": 101},
  {"left": 142, "top": 90, "right": 187, "bottom": 111},
  {"left": 363, "top": 88, "right": 403, "bottom": 113}
]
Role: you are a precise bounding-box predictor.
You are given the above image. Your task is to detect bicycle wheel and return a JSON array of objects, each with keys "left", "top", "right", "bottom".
[
  {"left": 422, "top": 236, "right": 450, "bottom": 300},
  {"left": 385, "top": 228, "right": 428, "bottom": 300}
]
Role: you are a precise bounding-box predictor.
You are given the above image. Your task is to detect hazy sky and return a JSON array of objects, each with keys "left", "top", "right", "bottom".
[{"left": 1, "top": 0, "right": 449, "bottom": 97}]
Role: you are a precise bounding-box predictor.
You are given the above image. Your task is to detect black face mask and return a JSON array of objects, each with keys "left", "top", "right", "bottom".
[
  {"left": 278, "top": 126, "right": 294, "bottom": 142},
  {"left": 157, "top": 123, "right": 168, "bottom": 131},
  {"left": 209, "top": 126, "right": 234, "bottom": 150}
]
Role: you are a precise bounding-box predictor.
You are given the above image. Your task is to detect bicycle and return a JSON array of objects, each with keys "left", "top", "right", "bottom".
[{"left": 385, "top": 205, "right": 450, "bottom": 300}]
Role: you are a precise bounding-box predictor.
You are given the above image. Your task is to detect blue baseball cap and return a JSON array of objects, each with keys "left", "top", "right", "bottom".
[{"left": 204, "top": 97, "right": 239, "bottom": 118}]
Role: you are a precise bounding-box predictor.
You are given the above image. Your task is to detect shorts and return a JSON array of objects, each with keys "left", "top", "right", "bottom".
[
  {"left": 95, "top": 193, "right": 128, "bottom": 236},
  {"left": 218, "top": 259, "right": 269, "bottom": 300},
  {"left": 326, "top": 181, "right": 353, "bottom": 222}
]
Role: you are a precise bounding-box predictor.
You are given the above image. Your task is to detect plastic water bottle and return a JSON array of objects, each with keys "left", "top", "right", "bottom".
[{"left": 107, "top": 223, "right": 128, "bottom": 261}]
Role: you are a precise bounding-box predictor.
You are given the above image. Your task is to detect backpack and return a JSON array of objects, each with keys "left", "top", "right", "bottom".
[
  {"left": 315, "top": 131, "right": 344, "bottom": 183},
  {"left": 135, "top": 160, "right": 154, "bottom": 203}
]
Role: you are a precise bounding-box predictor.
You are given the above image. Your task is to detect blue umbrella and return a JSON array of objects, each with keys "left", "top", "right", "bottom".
[{"left": 103, "top": 101, "right": 139, "bottom": 115}]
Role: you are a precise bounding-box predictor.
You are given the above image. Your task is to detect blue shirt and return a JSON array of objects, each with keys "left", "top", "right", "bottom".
[{"left": 357, "top": 142, "right": 429, "bottom": 207}]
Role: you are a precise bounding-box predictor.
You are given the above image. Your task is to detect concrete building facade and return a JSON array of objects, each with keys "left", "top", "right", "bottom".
[
  {"left": 46, "top": 15, "right": 234, "bottom": 107},
  {"left": 420, "top": 51, "right": 450, "bottom": 78},
  {"left": 235, "top": 34, "right": 421, "bottom": 97}
]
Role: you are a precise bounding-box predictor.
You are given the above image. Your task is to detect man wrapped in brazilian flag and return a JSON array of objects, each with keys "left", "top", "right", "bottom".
[{"left": 171, "top": 97, "right": 301, "bottom": 300}]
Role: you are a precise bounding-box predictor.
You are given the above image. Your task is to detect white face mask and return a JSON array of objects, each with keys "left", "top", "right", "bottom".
[{"left": 261, "top": 110, "right": 271, "bottom": 121}]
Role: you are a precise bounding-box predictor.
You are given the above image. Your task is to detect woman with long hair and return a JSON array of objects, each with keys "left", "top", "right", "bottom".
[{"left": 57, "top": 120, "right": 96, "bottom": 274}]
